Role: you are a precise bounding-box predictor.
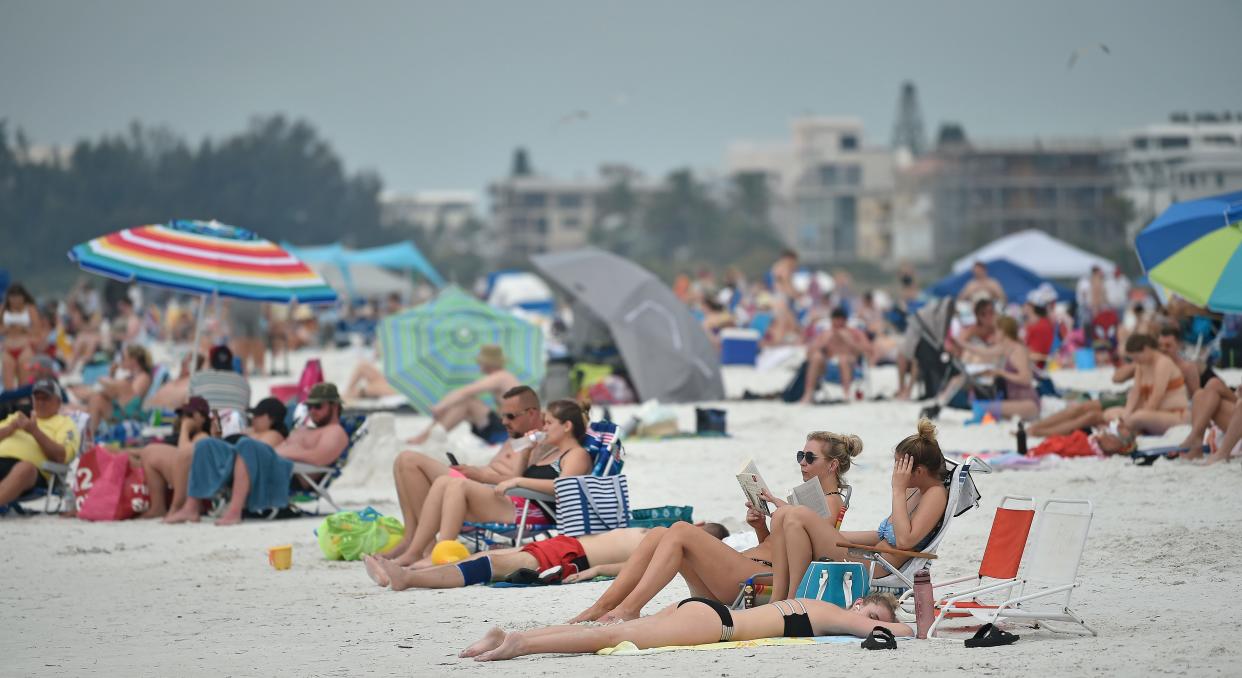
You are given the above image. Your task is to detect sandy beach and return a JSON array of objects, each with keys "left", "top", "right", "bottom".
[{"left": 5, "top": 351, "right": 1241, "bottom": 676}]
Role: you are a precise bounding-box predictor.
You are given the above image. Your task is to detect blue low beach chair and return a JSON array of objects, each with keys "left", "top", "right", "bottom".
[{"left": 462, "top": 420, "right": 625, "bottom": 550}]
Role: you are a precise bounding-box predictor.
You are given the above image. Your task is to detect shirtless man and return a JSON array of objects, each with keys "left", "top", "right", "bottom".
[
  {"left": 380, "top": 386, "right": 543, "bottom": 559},
  {"left": 799, "top": 308, "right": 871, "bottom": 403},
  {"left": 407, "top": 344, "right": 520, "bottom": 445},
  {"left": 365, "top": 524, "right": 729, "bottom": 591},
  {"left": 957, "top": 261, "right": 1006, "bottom": 305}
]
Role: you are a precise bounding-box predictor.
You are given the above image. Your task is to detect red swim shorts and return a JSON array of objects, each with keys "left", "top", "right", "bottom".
[{"left": 520, "top": 535, "right": 590, "bottom": 574}]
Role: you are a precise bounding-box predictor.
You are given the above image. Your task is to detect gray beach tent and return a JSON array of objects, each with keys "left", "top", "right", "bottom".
[{"left": 531, "top": 248, "right": 725, "bottom": 403}]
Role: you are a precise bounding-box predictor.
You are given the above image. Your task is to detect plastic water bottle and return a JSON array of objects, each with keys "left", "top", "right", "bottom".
[
  {"left": 913, "top": 567, "right": 934, "bottom": 639},
  {"left": 512, "top": 431, "right": 545, "bottom": 452},
  {"left": 1016, "top": 421, "right": 1028, "bottom": 456}
]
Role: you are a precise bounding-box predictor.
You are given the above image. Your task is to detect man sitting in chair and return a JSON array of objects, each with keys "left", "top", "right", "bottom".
[
  {"left": 381, "top": 385, "right": 544, "bottom": 560},
  {"left": 364, "top": 523, "right": 730, "bottom": 592},
  {"left": 0, "top": 378, "right": 79, "bottom": 506},
  {"left": 407, "top": 344, "right": 521, "bottom": 446},
  {"left": 165, "top": 383, "right": 348, "bottom": 525},
  {"left": 800, "top": 307, "right": 872, "bottom": 404}
]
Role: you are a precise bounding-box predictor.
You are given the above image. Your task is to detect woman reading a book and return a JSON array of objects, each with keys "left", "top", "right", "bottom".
[
  {"left": 568, "top": 431, "right": 860, "bottom": 624},
  {"left": 462, "top": 593, "right": 909, "bottom": 661},
  {"left": 765, "top": 418, "right": 949, "bottom": 601}
]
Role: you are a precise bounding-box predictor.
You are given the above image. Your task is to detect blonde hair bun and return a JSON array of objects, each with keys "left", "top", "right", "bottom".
[
  {"left": 916, "top": 418, "right": 937, "bottom": 443},
  {"left": 843, "top": 433, "right": 864, "bottom": 458}
]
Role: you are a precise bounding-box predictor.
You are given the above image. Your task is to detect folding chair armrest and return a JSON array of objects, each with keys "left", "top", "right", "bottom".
[
  {"left": 930, "top": 574, "right": 978, "bottom": 591},
  {"left": 995, "top": 582, "right": 1078, "bottom": 608},
  {"left": 504, "top": 487, "right": 555, "bottom": 503},
  {"left": 292, "top": 461, "right": 332, "bottom": 474},
  {"left": 836, "top": 541, "right": 937, "bottom": 561},
  {"left": 41, "top": 461, "right": 69, "bottom": 476},
  {"left": 939, "top": 579, "right": 1021, "bottom": 607}
]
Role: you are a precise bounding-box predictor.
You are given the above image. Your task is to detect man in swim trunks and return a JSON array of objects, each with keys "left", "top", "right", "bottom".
[
  {"left": 365, "top": 524, "right": 730, "bottom": 591},
  {"left": 407, "top": 345, "right": 521, "bottom": 446}
]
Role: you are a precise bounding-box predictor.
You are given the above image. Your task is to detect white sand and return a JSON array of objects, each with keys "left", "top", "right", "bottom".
[{"left": 4, "top": 351, "right": 1241, "bottom": 676}]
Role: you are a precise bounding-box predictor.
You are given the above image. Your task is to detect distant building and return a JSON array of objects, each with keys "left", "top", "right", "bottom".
[
  {"left": 487, "top": 164, "right": 653, "bottom": 257},
  {"left": 380, "top": 190, "right": 479, "bottom": 233},
  {"left": 1118, "top": 112, "right": 1242, "bottom": 231},
  {"left": 727, "top": 117, "right": 897, "bottom": 264},
  {"left": 926, "top": 138, "right": 1125, "bottom": 263}
]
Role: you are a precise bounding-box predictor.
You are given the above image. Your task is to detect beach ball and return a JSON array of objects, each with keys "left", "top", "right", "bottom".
[{"left": 431, "top": 540, "right": 470, "bottom": 565}]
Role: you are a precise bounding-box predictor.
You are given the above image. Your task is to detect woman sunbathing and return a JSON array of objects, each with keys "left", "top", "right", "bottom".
[
  {"left": 389, "top": 400, "right": 592, "bottom": 568},
  {"left": 766, "top": 418, "right": 949, "bottom": 600},
  {"left": 461, "top": 593, "right": 910, "bottom": 662},
  {"left": 569, "top": 431, "right": 858, "bottom": 624},
  {"left": 1028, "top": 334, "right": 1188, "bottom": 438},
  {"left": 961, "top": 316, "right": 1041, "bottom": 421},
  {"left": 74, "top": 345, "right": 153, "bottom": 432}
]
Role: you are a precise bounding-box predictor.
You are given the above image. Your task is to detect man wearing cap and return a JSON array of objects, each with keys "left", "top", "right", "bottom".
[
  {"left": 165, "top": 383, "right": 348, "bottom": 525},
  {"left": 0, "top": 378, "right": 80, "bottom": 506},
  {"left": 406, "top": 344, "right": 522, "bottom": 446}
]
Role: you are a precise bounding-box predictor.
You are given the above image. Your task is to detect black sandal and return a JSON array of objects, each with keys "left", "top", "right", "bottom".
[
  {"left": 964, "top": 623, "right": 1019, "bottom": 647},
  {"left": 504, "top": 568, "right": 543, "bottom": 585},
  {"left": 861, "top": 626, "right": 897, "bottom": 650}
]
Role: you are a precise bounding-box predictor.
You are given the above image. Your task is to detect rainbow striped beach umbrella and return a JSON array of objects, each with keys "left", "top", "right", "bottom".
[
  {"left": 1136, "top": 190, "right": 1242, "bottom": 313},
  {"left": 67, "top": 219, "right": 337, "bottom": 304}
]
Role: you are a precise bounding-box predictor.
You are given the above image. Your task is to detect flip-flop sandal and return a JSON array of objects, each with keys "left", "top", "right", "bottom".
[
  {"left": 504, "top": 568, "right": 543, "bottom": 585},
  {"left": 861, "top": 626, "right": 897, "bottom": 650},
  {"left": 964, "top": 623, "right": 1019, "bottom": 647},
  {"left": 537, "top": 565, "right": 565, "bottom": 584}
]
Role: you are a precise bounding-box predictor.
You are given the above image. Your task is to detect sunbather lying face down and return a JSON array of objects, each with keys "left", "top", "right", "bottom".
[
  {"left": 460, "top": 593, "right": 911, "bottom": 662},
  {"left": 362, "top": 524, "right": 730, "bottom": 591},
  {"left": 766, "top": 418, "right": 949, "bottom": 601},
  {"left": 568, "top": 431, "right": 858, "bottom": 625}
]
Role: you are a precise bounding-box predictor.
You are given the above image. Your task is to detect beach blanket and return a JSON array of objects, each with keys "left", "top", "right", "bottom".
[
  {"left": 947, "top": 450, "right": 1048, "bottom": 470},
  {"left": 596, "top": 633, "right": 910, "bottom": 656},
  {"left": 489, "top": 575, "right": 615, "bottom": 589}
]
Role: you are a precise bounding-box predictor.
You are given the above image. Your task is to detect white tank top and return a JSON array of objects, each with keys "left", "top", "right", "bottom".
[{"left": 2, "top": 308, "right": 31, "bottom": 329}]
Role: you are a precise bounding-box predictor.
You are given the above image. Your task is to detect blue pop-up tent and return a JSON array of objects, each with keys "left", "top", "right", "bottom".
[
  {"left": 929, "top": 258, "right": 1072, "bottom": 304},
  {"left": 285, "top": 240, "right": 445, "bottom": 299}
]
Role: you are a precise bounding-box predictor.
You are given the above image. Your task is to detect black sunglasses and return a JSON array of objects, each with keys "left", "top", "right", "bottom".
[
  {"left": 796, "top": 450, "right": 819, "bottom": 464},
  {"left": 502, "top": 407, "right": 537, "bottom": 421}
]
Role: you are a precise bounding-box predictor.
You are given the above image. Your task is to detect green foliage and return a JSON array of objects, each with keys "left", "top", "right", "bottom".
[
  {"left": 0, "top": 116, "right": 387, "bottom": 292},
  {"left": 589, "top": 168, "right": 784, "bottom": 282}
]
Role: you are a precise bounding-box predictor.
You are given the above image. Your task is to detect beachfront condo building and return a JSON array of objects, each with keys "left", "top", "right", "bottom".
[{"left": 727, "top": 117, "right": 897, "bottom": 265}]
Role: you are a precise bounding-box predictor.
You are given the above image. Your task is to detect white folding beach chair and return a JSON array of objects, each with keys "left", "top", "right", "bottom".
[
  {"left": 288, "top": 414, "right": 370, "bottom": 514},
  {"left": 841, "top": 455, "right": 989, "bottom": 595},
  {"left": 961, "top": 498, "right": 1096, "bottom": 636}
]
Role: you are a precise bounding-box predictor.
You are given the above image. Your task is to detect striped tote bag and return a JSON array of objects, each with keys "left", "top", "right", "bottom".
[{"left": 554, "top": 475, "right": 630, "bottom": 536}]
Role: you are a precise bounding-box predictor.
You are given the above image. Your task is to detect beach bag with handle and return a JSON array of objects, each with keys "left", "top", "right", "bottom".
[
  {"left": 554, "top": 475, "right": 630, "bottom": 536},
  {"left": 75, "top": 445, "right": 150, "bottom": 521}
]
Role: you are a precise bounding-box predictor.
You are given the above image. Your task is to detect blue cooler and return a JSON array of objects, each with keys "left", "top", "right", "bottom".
[{"left": 720, "top": 328, "right": 760, "bottom": 365}]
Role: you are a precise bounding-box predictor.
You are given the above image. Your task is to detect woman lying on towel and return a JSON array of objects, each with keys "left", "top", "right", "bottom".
[
  {"left": 569, "top": 431, "right": 858, "bottom": 624},
  {"left": 765, "top": 418, "right": 949, "bottom": 601},
  {"left": 1028, "top": 334, "right": 1190, "bottom": 438},
  {"left": 388, "top": 400, "right": 592, "bottom": 568},
  {"left": 461, "top": 593, "right": 910, "bottom": 661}
]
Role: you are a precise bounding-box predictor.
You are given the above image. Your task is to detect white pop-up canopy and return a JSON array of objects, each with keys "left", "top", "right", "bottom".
[{"left": 952, "top": 229, "right": 1116, "bottom": 279}]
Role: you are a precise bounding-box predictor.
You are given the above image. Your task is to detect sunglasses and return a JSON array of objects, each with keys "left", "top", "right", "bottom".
[
  {"left": 796, "top": 450, "right": 819, "bottom": 465},
  {"left": 308, "top": 402, "right": 331, "bottom": 410},
  {"left": 502, "top": 407, "right": 536, "bottom": 421}
]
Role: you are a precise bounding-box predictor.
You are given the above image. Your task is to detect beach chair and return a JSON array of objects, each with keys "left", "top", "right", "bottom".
[
  {"left": 10, "top": 410, "right": 92, "bottom": 515},
  {"left": 898, "top": 495, "right": 1036, "bottom": 636},
  {"left": 462, "top": 420, "right": 625, "bottom": 550},
  {"left": 951, "top": 498, "right": 1096, "bottom": 636},
  {"left": 287, "top": 413, "right": 370, "bottom": 515},
  {"left": 838, "top": 456, "right": 987, "bottom": 596}
]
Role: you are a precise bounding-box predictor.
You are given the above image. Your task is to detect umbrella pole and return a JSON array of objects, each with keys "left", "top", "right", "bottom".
[{"left": 188, "top": 289, "right": 218, "bottom": 378}]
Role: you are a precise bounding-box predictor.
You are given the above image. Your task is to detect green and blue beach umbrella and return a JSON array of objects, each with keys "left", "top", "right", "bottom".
[
  {"left": 1136, "top": 190, "right": 1242, "bottom": 313},
  {"left": 379, "top": 287, "right": 545, "bottom": 414}
]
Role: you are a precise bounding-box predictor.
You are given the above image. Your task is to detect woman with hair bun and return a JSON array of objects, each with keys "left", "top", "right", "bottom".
[
  {"left": 766, "top": 419, "right": 949, "bottom": 600},
  {"left": 389, "top": 399, "right": 592, "bottom": 568},
  {"left": 569, "top": 430, "right": 859, "bottom": 624}
]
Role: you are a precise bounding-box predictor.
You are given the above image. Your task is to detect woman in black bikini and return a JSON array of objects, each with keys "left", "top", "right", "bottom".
[
  {"left": 391, "top": 400, "right": 592, "bottom": 568},
  {"left": 461, "top": 593, "right": 910, "bottom": 661},
  {"left": 569, "top": 431, "right": 861, "bottom": 624}
]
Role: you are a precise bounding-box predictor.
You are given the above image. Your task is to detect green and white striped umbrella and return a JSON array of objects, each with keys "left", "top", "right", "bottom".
[{"left": 378, "top": 286, "right": 546, "bottom": 414}]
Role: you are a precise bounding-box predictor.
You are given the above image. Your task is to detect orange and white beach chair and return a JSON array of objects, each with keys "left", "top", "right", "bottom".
[{"left": 927, "top": 497, "right": 1095, "bottom": 637}]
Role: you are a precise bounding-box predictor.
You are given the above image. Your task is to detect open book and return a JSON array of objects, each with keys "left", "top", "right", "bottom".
[
  {"left": 736, "top": 460, "right": 834, "bottom": 520},
  {"left": 736, "top": 459, "right": 773, "bottom": 516}
]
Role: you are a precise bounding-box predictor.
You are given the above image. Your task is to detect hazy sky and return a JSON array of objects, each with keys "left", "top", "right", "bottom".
[{"left": 2, "top": 0, "right": 1239, "bottom": 195}]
